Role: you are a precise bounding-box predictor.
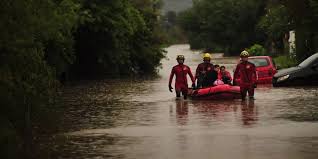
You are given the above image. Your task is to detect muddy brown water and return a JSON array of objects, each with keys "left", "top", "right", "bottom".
[{"left": 37, "top": 45, "right": 318, "bottom": 159}]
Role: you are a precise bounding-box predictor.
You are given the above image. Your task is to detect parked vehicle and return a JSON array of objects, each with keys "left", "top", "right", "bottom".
[
  {"left": 234, "top": 56, "right": 277, "bottom": 85},
  {"left": 272, "top": 53, "right": 318, "bottom": 87}
]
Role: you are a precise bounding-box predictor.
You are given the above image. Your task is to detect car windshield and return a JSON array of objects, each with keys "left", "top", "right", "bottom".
[
  {"left": 298, "top": 53, "right": 318, "bottom": 67},
  {"left": 248, "top": 58, "right": 269, "bottom": 67}
]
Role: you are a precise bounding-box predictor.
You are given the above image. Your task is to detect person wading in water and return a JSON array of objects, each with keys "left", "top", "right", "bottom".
[
  {"left": 169, "top": 55, "right": 195, "bottom": 99},
  {"left": 234, "top": 51, "right": 257, "bottom": 100}
]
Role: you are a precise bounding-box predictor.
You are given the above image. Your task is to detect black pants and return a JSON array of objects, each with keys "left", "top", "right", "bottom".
[{"left": 176, "top": 90, "right": 187, "bottom": 99}]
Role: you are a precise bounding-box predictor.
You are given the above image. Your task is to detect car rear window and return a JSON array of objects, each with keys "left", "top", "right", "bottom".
[{"left": 248, "top": 58, "right": 269, "bottom": 67}]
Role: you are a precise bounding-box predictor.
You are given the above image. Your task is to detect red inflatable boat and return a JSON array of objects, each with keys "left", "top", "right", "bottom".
[{"left": 189, "top": 84, "right": 241, "bottom": 100}]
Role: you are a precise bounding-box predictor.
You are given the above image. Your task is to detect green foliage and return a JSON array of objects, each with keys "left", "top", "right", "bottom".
[
  {"left": 0, "top": 0, "right": 77, "bottom": 118},
  {"left": 258, "top": 5, "right": 291, "bottom": 40},
  {"left": 0, "top": 0, "right": 80, "bottom": 157},
  {"left": 72, "top": 0, "right": 165, "bottom": 76},
  {"left": 1, "top": 0, "right": 166, "bottom": 155},
  {"left": 310, "top": 0, "right": 318, "bottom": 20},
  {"left": 44, "top": 0, "right": 80, "bottom": 78},
  {"left": 161, "top": 11, "right": 188, "bottom": 44},
  {"left": 166, "top": 26, "right": 188, "bottom": 44},
  {"left": 257, "top": 3, "right": 291, "bottom": 55},
  {"left": 273, "top": 55, "right": 298, "bottom": 69},
  {"left": 247, "top": 44, "right": 267, "bottom": 56},
  {"left": 260, "top": 0, "right": 318, "bottom": 60},
  {"left": 178, "top": 0, "right": 266, "bottom": 55}
]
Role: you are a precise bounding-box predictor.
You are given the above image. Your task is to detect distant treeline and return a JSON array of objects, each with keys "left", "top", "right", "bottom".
[
  {"left": 0, "top": 0, "right": 165, "bottom": 158},
  {"left": 177, "top": 0, "right": 318, "bottom": 61},
  {"left": 161, "top": 0, "right": 193, "bottom": 13}
]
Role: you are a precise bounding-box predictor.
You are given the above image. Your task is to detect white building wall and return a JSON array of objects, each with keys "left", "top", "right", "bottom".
[{"left": 289, "top": 30, "right": 296, "bottom": 57}]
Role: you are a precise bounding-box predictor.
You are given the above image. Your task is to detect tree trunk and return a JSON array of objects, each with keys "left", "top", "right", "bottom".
[
  {"left": 283, "top": 33, "right": 290, "bottom": 55},
  {"left": 23, "top": 97, "right": 32, "bottom": 159},
  {"left": 295, "top": 26, "right": 309, "bottom": 62}
]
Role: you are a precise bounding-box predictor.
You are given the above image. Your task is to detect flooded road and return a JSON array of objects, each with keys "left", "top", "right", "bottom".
[{"left": 38, "top": 45, "right": 318, "bottom": 159}]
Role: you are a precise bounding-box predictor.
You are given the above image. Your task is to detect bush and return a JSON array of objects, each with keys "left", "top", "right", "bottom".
[
  {"left": 273, "top": 55, "right": 298, "bottom": 69},
  {"left": 247, "top": 44, "right": 266, "bottom": 56}
]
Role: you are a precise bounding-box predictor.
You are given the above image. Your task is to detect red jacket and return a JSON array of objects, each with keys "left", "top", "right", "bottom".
[
  {"left": 195, "top": 63, "right": 214, "bottom": 79},
  {"left": 234, "top": 61, "right": 257, "bottom": 85},
  {"left": 218, "top": 70, "right": 232, "bottom": 81},
  {"left": 195, "top": 63, "right": 217, "bottom": 87},
  {"left": 169, "top": 64, "right": 195, "bottom": 89}
]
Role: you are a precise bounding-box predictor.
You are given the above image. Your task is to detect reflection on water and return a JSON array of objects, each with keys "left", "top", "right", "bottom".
[
  {"left": 175, "top": 100, "right": 189, "bottom": 125},
  {"left": 35, "top": 45, "right": 318, "bottom": 159},
  {"left": 241, "top": 100, "right": 257, "bottom": 126}
]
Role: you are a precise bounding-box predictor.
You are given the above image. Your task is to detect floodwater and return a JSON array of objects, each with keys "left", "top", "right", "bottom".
[{"left": 37, "top": 45, "right": 318, "bottom": 159}]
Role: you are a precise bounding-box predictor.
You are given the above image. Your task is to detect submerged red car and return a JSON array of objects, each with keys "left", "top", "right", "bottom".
[{"left": 234, "top": 56, "right": 277, "bottom": 84}]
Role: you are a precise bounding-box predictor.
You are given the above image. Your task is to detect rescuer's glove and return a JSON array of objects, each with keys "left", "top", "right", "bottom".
[{"left": 169, "top": 85, "right": 173, "bottom": 92}]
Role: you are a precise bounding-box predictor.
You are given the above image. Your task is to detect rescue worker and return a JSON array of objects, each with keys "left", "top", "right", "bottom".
[
  {"left": 233, "top": 51, "right": 257, "bottom": 100},
  {"left": 195, "top": 53, "right": 218, "bottom": 88},
  {"left": 169, "top": 55, "right": 195, "bottom": 99},
  {"left": 219, "top": 66, "right": 232, "bottom": 84}
]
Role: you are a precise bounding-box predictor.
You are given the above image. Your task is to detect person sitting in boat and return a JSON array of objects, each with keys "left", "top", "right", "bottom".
[
  {"left": 219, "top": 66, "right": 232, "bottom": 84},
  {"left": 195, "top": 53, "right": 218, "bottom": 88},
  {"left": 214, "top": 64, "right": 220, "bottom": 74},
  {"left": 214, "top": 64, "right": 220, "bottom": 71},
  {"left": 169, "top": 55, "right": 195, "bottom": 99}
]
